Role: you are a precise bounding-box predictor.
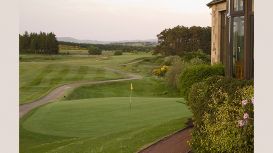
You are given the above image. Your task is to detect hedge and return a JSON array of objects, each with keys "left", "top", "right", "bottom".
[
  {"left": 188, "top": 76, "right": 254, "bottom": 153},
  {"left": 179, "top": 64, "right": 224, "bottom": 99}
]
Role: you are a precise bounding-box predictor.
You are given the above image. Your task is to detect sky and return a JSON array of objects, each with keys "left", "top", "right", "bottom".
[{"left": 20, "top": 0, "right": 212, "bottom": 41}]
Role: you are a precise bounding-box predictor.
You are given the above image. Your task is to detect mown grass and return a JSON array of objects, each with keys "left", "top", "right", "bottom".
[
  {"left": 20, "top": 53, "right": 192, "bottom": 153},
  {"left": 20, "top": 97, "right": 191, "bottom": 153},
  {"left": 19, "top": 63, "right": 122, "bottom": 104},
  {"left": 19, "top": 53, "right": 152, "bottom": 104}
]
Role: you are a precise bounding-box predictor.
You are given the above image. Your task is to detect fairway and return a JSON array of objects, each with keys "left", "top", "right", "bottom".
[
  {"left": 20, "top": 97, "right": 191, "bottom": 153},
  {"left": 19, "top": 53, "right": 152, "bottom": 104},
  {"left": 20, "top": 63, "right": 123, "bottom": 104}
]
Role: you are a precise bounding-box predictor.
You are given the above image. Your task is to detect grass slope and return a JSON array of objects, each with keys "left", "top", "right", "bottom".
[
  {"left": 20, "top": 97, "right": 191, "bottom": 153},
  {"left": 66, "top": 78, "right": 180, "bottom": 100}
]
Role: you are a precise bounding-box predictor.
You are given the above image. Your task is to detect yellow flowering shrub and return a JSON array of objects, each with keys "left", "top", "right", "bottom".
[{"left": 152, "top": 65, "right": 169, "bottom": 77}]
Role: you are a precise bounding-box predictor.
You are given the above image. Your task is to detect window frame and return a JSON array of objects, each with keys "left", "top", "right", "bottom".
[
  {"left": 231, "top": 0, "right": 245, "bottom": 16},
  {"left": 226, "top": 0, "right": 254, "bottom": 79},
  {"left": 227, "top": 0, "right": 246, "bottom": 79}
]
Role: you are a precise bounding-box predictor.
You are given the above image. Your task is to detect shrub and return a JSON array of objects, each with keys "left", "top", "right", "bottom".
[
  {"left": 188, "top": 76, "right": 254, "bottom": 153},
  {"left": 114, "top": 51, "right": 123, "bottom": 56},
  {"left": 183, "top": 50, "right": 210, "bottom": 64},
  {"left": 179, "top": 64, "right": 224, "bottom": 99},
  {"left": 163, "top": 55, "right": 181, "bottom": 66},
  {"left": 189, "top": 57, "right": 207, "bottom": 65},
  {"left": 152, "top": 65, "right": 169, "bottom": 77},
  {"left": 166, "top": 57, "right": 209, "bottom": 89},
  {"left": 166, "top": 60, "right": 185, "bottom": 89},
  {"left": 88, "top": 46, "right": 102, "bottom": 55}
]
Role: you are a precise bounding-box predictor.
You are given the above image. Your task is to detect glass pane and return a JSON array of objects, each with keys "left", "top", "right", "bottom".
[
  {"left": 220, "top": 11, "right": 227, "bottom": 64},
  {"left": 234, "top": 0, "right": 244, "bottom": 11},
  {"left": 252, "top": 0, "right": 254, "bottom": 12},
  {"left": 232, "top": 16, "right": 244, "bottom": 79}
]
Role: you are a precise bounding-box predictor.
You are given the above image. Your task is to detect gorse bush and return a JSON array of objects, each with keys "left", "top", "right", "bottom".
[
  {"left": 179, "top": 64, "right": 224, "bottom": 99},
  {"left": 114, "top": 51, "right": 123, "bottom": 56},
  {"left": 188, "top": 76, "right": 254, "bottom": 153},
  {"left": 152, "top": 65, "right": 169, "bottom": 77}
]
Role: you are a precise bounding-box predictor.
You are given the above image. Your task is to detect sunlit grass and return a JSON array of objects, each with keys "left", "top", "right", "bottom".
[{"left": 20, "top": 97, "right": 191, "bottom": 153}]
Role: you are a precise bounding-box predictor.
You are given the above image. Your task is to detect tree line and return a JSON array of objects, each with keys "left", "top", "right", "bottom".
[
  {"left": 154, "top": 26, "right": 211, "bottom": 56},
  {"left": 19, "top": 31, "right": 59, "bottom": 54},
  {"left": 59, "top": 41, "right": 154, "bottom": 52}
]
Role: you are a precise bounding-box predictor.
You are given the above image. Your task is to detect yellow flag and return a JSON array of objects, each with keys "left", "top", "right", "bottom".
[{"left": 130, "top": 83, "right": 133, "bottom": 90}]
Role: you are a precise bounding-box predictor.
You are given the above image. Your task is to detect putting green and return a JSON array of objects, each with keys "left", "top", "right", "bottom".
[{"left": 22, "top": 97, "right": 191, "bottom": 138}]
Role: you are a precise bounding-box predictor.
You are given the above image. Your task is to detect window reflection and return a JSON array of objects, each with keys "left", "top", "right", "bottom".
[
  {"left": 233, "top": 16, "right": 245, "bottom": 79},
  {"left": 252, "top": 0, "right": 254, "bottom": 12},
  {"left": 234, "top": 0, "right": 244, "bottom": 11}
]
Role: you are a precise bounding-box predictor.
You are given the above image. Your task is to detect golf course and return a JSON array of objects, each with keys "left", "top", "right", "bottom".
[{"left": 20, "top": 52, "right": 192, "bottom": 153}]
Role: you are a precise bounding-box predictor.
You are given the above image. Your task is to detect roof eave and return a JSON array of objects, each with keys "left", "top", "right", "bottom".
[{"left": 207, "top": 0, "right": 226, "bottom": 7}]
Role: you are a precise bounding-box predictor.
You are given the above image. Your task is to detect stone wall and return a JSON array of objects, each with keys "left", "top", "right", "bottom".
[{"left": 210, "top": 2, "right": 227, "bottom": 64}]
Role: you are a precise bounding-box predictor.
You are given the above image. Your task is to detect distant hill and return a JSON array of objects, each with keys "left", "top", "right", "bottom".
[
  {"left": 57, "top": 37, "right": 157, "bottom": 46},
  {"left": 57, "top": 37, "right": 111, "bottom": 44},
  {"left": 110, "top": 41, "right": 157, "bottom": 47}
]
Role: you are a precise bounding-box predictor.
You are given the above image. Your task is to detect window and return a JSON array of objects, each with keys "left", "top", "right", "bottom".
[
  {"left": 233, "top": 0, "right": 244, "bottom": 11},
  {"left": 220, "top": 11, "right": 227, "bottom": 64},
  {"left": 232, "top": 16, "right": 245, "bottom": 79},
  {"left": 252, "top": 0, "right": 254, "bottom": 12}
]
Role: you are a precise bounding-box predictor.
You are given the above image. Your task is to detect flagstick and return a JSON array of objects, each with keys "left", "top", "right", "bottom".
[
  {"left": 130, "top": 89, "right": 132, "bottom": 111},
  {"left": 130, "top": 83, "right": 133, "bottom": 111}
]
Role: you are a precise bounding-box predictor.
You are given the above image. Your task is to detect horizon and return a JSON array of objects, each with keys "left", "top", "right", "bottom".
[
  {"left": 20, "top": 0, "right": 212, "bottom": 41},
  {"left": 57, "top": 36, "right": 158, "bottom": 42}
]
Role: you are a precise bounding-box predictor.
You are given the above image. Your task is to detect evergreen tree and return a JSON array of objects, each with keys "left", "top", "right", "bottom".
[
  {"left": 154, "top": 26, "right": 211, "bottom": 56},
  {"left": 19, "top": 31, "right": 59, "bottom": 54}
]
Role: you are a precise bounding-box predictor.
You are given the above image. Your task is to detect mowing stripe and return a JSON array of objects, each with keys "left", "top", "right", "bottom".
[
  {"left": 28, "top": 64, "right": 55, "bottom": 86},
  {"left": 49, "top": 65, "right": 70, "bottom": 85},
  {"left": 93, "top": 68, "right": 106, "bottom": 80},
  {"left": 71, "top": 66, "right": 89, "bottom": 81}
]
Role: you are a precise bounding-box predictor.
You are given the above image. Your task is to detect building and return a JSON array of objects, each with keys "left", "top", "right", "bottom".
[{"left": 207, "top": 0, "right": 254, "bottom": 79}]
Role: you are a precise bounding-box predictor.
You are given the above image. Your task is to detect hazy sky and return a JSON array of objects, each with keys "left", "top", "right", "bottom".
[{"left": 20, "top": 0, "right": 212, "bottom": 41}]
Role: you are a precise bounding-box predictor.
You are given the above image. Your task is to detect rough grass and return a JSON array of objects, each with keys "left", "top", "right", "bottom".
[
  {"left": 20, "top": 97, "right": 191, "bottom": 153},
  {"left": 119, "top": 56, "right": 164, "bottom": 76},
  {"left": 66, "top": 77, "right": 180, "bottom": 100}
]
